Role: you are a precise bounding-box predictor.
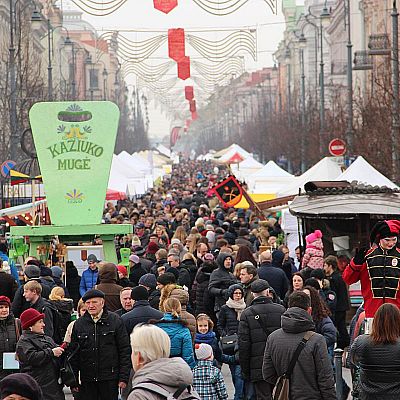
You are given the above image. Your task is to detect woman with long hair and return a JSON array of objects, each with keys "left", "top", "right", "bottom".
[
  {"left": 234, "top": 245, "right": 257, "bottom": 267},
  {"left": 283, "top": 272, "right": 305, "bottom": 307},
  {"left": 172, "top": 225, "right": 188, "bottom": 244},
  {"left": 351, "top": 303, "right": 400, "bottom": 399}
]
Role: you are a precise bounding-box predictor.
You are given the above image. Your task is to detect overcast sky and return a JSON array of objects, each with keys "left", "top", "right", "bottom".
[{"left": 67, "top": 0, "right": 287, "bottom": 140}]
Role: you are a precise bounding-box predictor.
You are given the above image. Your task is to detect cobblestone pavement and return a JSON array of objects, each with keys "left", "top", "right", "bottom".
[{"left": 64, "top": 364, "right": 352, "bottom": 399}]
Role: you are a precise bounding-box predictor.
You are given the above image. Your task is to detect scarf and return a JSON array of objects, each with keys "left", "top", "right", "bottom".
[
  {"left": 195, "top": 331, "right": 216, "bottom": 346},
  {"left": 226, "top": 297, "right": 246, "bottom": 320}
]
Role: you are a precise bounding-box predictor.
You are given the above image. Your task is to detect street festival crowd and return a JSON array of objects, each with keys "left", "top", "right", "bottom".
[{"left": 1, "top": 159, "right": 400, "bottom": 400}]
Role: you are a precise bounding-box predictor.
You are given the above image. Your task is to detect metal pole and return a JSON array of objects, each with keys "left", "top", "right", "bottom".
[
  {"left": 334, "top": 348, "right": 344, "bottom": 399},
  {"left": 392, "top": 0, "right": 399, "bottom": 182},
  {"left": 47, "top": 18, "right": 53, "bottom": 101},
  {"left": 71, "top": 43, "right": 76, "bottom": 100},
  {"left": 319, "top": 19, "right": 325, "bottom": 157},
  {"left": 301, "top": 48, "right": 306, "bottom": 173},
  {"left": 346, "top": 0, "right": 354, "bottom": 155},
  {"left": 9, "top": 0, "right": 18, "bottom": 162},
  {"left": 288, "top": 62, "right": 292, "bottom": 126}
]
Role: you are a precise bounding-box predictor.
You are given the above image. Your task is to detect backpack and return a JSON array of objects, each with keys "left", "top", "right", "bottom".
[{"left": 130, "top": 382, "right": 200, "bottom": 400}]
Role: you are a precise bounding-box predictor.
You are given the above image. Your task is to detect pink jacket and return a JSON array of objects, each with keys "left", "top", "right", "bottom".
[{"left": 301, "top": 245, "right": 324, "bottom": 269}]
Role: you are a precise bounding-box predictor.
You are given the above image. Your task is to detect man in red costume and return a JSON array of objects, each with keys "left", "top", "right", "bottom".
[{"left": 343, "top": 220, "right": 400, "bottom": 318}]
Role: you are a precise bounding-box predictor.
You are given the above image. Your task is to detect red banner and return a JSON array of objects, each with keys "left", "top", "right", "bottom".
[
  {"left": 168, "top": 28, "right": 185, "bottom": 62},
  {"left": 170, "top": 126, "right": 182, "bottom": 147},
  {"left": 186, "top": 119, "right": 192, "bottom": 128},
  {"left": 189, "top": 100, "right": 196, "bottom": 113},
  {"left": 185, "top": 86, "right": 194, "bottom": 101},
  {"left": 177, "top": 56, "right": 190, "bottom": 80},
  {"left": 191, "top": 111, "right": 198, "bottom": 120},
  {"left": 154, "top": 0, "right": 178, "bottom": 14}
]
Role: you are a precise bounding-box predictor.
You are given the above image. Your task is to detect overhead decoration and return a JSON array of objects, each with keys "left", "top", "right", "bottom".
[
  {"left": 185, "top": 86, "right": 194, "bottom": 101},
  {"left": 191, "top": 111, "right": 198, "bottom": 120},
  {"left": 177, "top": 56, "right": 191, "bottom": 80},
  {"left": 189, "top": 100, "right": 196, "bottom": 113},
  {"left": 70, "top": 0, "right": 276, "bottom": 17},
  {"left": 168, "top": 29, "right": 186, "bottom": 62},
  {"left": 122, "top": 60, "right": 175, "bottom": 82},
  {"left": 186, "top": 30, "right": 256, "bottom": 61},
  {"left": 170, "top": 126, "right": 182, "bottom": 147},
  {"left": 212, "top": 175, "right": 243, "bottom": 207},
  {"left": 154, "top": 0, "right": 178, "bottom": 13},
  {"left": 191, "top": 57, "right": 244, "bottom": 82}
]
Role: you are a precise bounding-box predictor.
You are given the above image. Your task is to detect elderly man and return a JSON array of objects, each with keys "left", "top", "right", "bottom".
[
  {"left": 238, "top": 280, "right": 285, "bottom": 399},
  {"left": 115, "top": 287, "right": 133, "bottom": 316},
  {"left": 70, "top": 289, "right": 131, "bottom": 400}
]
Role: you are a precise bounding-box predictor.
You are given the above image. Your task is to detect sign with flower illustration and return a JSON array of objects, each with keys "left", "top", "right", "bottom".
[{"left": 29, "top": 101, "right": 119, "bottom": 226}]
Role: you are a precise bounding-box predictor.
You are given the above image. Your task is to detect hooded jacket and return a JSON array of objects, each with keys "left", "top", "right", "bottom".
[
  {"left": 128, "top": 357, "right": 198, "bottom": 400},
  {"left": 96, "top": 264, "right": 123, "bottom": 312},
  {"left": 263, "top": 307, "right": 336, "bottom": 400},
  {"left": 65, "top": 263, "right": 81, "bottom": 309},
  {"left": 208, "top": 254, "right": 237, "bottom": 313}
]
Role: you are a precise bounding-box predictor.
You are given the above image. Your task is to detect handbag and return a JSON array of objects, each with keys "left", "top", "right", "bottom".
[
  {"left": 272, "top": 331, "right": 314, "bottom": 400},
  {"left": 60, "top": 345, "right": 79, "bottom": 387},
  {"left": 219, "top": 334, "right": 238, "bottom": 355}
]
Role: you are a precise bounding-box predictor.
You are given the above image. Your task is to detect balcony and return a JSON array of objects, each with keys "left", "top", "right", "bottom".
[
  {"left": 353, "top": 51, "right": 373, "bottom": 70},
  {"left": 368, "top": 34, "right": 391, "bottom": 56}
]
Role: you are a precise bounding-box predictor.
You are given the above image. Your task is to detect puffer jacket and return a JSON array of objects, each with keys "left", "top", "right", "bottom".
[
  {"left": 208, "top": 254, "right": 237, "bottom": 313},
  {"left": 194, "top": 262, "right": 216, "bottom": 316},
  {"left": 217, "top": 304, "right": 240, "bottom": 336},
  {"left": 315, "top": 316, "right": 337, "bottom": 348},
  {"left": 128, "top": 357, "right": 199, "bottom": 400},
  {"left": 263, "top": 307, "right": 336, "bottom": 400},
  {"left": 70, "top": 307, "right": 131, "bottom": 383},
  {"left": 169, "top": 288, "right": 196, "bottom": 340},
  {"left": 350, "top": 334, "right": 400, "bottom": 400},
  {"left": 96, "top": 263, "right": 123, "bottom": 312},
  {"left": 16, "top": 330, "right": 64, "bottom": 400},
  {"left": 238, "top": 296, "right": 284, "bottom": 381},
  {"left": 79, "top": 267, "right": 98, "bottom": 297},
  {"left": 0, "top": 314, "right": 20, "bottom": 380},
  {"left": 155, "top": 313, "right": 196, "bottom": 369}
]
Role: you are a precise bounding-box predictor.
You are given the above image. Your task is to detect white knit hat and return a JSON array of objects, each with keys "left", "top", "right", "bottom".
[{"left": 195, "top": 343, "right": 213, "bottom": 361}]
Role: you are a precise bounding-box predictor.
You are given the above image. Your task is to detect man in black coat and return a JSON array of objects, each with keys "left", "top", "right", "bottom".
[
  {"left": 121, "top": 286, "right": 163, "bottom": 334},
  {"left": 128, "top": 255, "right": 146, "bottom": 287},
  {"left": 70, "top": 289, "right": 131, "bottom": 400},
  {"left": 238, "top": 279, "right": 285, "bottom": 399},
  {"left": 258, "top": 250, "right": 289, "bottom": 300}
]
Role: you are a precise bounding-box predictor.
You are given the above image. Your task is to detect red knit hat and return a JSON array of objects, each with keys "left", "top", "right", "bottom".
[
  {"left": 0, "top": 296, "right": 10, "bottom": 307},
  {"left": 146, "top": 241, "right": 159, "bottom": 254},
  {"left": 117, "top": 265, "right": 127, "bottom": 277},
  {"left": 20, "top": 308, "right": 45, "bottom": 330}
]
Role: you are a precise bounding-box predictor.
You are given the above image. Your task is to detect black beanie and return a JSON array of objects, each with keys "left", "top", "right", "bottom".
[
  {"left": 0, "top": 372, "right": 43, "bottom": 400},
  {"left": 131, "top": 286, "right": 149, "bottom": 301},
  {"left": 156, "top": 272, "right": 176, "bottom": 286}
]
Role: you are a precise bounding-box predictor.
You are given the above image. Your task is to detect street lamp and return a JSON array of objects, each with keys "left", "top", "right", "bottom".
[
  {"left": 345, "top": 0, "right": 354, "bottom": 156},
  {"left": 102, "top": 67, "right": 108, "bottom": 100},
  {"left": 284, "top": 47, "right": 292, "bottom": 120},
  {"left": 392, "top": 0, "right": 399, "bottom": 181},
  {"left": 298, "top": 33, "right": 307, "bottom": 173}
]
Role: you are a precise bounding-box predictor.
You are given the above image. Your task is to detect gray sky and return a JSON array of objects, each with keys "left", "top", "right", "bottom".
[{"left": 68, "top": 0, "right": 287, "bottom": 140}]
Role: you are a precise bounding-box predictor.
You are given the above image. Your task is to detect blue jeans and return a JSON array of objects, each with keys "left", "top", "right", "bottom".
[{"left": 229, "top": 364, "right": 244, "bottom": 400}]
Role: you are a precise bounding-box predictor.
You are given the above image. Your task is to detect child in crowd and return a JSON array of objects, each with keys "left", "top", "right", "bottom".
[
  {"left": 193, "top": 343, "right": 228, "bottom": 400},
  {"left": 195, "top": 313, "right": 234, "bottom": 365}
]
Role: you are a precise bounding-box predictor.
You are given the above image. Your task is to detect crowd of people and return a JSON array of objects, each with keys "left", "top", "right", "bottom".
[{"left": 0, "top": 159, "right": 400, "bottom": 400}]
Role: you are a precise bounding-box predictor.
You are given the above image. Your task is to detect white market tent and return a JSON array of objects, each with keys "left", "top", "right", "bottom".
[
  {"left": 213, "top": 144, "right": 251, "bottom": 163},
  {"left": 231, "top": 156, "right": 263, "bottom": 180},
  {"left": 335, "top": 156, "right": 399, "bottom": 189},
  {"left": 277, "top": 157, "right": 343, "bottom": 197},
  {"left": 117, "top": 151, "right": 152, "bottom": 174},
  {"left": 248, "top": 161, "right": 295, "bottom": 194},
  {"left": 156, "top": 144, "right": 171, "bottom": 158}
]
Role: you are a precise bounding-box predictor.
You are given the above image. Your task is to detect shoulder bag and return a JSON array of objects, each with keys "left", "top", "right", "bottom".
[{"left": 272, "top": 331, "right": 315, "bottom": 400}]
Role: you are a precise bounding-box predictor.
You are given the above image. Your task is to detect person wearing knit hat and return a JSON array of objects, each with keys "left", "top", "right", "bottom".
[
  {"left": 344, "top": 219, "right": 400, "bottom": 319},
  {"left": 16, "top": 309, "right": 65, "bottom": 400},
  {"left": 156, "top": 272, "right": 176, "bottom": 289},
  {"left": 79, "top": 254, "right": 99, "bottom": 298},
  {"left": 139, "top": 273, "right": 157, "bottom": 290},
  {"left": 0, "top": 373, "right": 43, "bottom": 400},
  {"left": 0, "top": 296, "right": 20, "bottom": 381},
  {"left": 192, "top": 343, "right": 228, "bottom": 399},
  {"left": 146, "top": 241, "right": 159, "bottom": 255},
  {"left": 128, "top": 255, "right": 146, "bottom": 288},
  {"left": 116, "top": 265, "right": 131, "bottom": 288},
  {"left": 130, "top": 286, "right": 149, "bottom": 301}
]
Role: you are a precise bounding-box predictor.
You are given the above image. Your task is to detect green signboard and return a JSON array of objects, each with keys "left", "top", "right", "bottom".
[{"left": 29, "top": 101, "right": 119, "bottom": 226}]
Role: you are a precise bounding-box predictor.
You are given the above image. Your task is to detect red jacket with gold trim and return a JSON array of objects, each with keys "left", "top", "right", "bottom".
[{"left": 343, "top": 245, "right": 400, "bottom": 318}]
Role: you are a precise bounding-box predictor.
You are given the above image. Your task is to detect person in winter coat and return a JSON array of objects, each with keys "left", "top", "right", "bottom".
[
  {"left": 0, "top": 262, "right": 18, "bottom": 301},
  {"left": 160, "top": 285, "right": 196, "bottom": 340},
  {"left": 65, "top": 261, "right": 81, "bottom": 310},
  {"left": 139, "top": 273, "right": 160, "bottom": 310},
  {"left": 70, "top": 289, "right": 132, "bottom": 400},
  {"left": 208, "top": 253, "right": 237, "bottom": 316},
  {"left": 350, "top": 303, "right": 400, "bottom": 400},
  {"left": 181, "top": 253, "right": 198, "bottom": 288},
  {"left": 301, "top": 230, "right": 324, "bottom": 269},
  {"left": 0, "top": 296, "right": 21, "bottom": 380},
  {"left": 193, "top": 258, "right": 217, "bottom": 317},
  {"left": 50, "top": 266, "right": 70, "bottom": 298},
  {"left": 12, "top": 264, "right": 51, "bottom": 318},
  {"left": 167, "top": 253, "right": 192, "bottom": 290},
  {"left": 16, "top": 308, "right": 65, "bottom": 400},
  {"left": 169, "top": 238, "right": 188, "bottom": 260},
  {"left": 48, "top": 287, "right": 73, "bottom": 343},
  {"left": 262, "top": 291, "right": 336, "bottom": 400},
  {"left": 283, "top": 272, "right": 305, "bottom": 308},
  {"left": 95, "top": 263, "right": 123, "bottom": 312},
  {"left": 238, "top": 280, "right": 285, "bottom": 399},
  {"left": 122, "top": 286, "right": 163, "bottom": 334},
  {"left": 238, "top": 263, "right": 259, "bottom": 306},
  {"left": 128, "top": 255, "right": 147, "bottom": 287},
  {"left": 155, "top": 298, "right": 196, "bottom": 369},
  {"left": 117, "top": 265, "right": 132, "bottom": 288},
  {"left": 79, "top": 254, "right": 99, "bottom": 297},
  {"left": 128, "top": 324, "right": 199, "bottom": 400}
]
